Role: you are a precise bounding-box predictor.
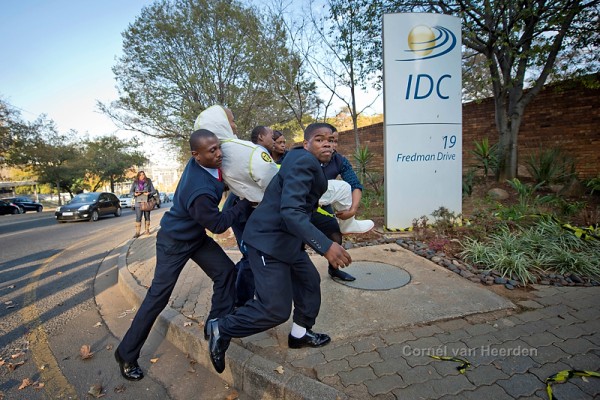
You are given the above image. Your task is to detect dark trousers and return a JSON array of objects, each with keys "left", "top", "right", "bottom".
[
  {"left": 134, "top": 206, "right": 150, "bottom": 223},
  {"left": 117, "top": 231, "right": 236, "bottom": 362},
  {"left": 223, "top": 193, "right": 255, "bottom": 306},
  {"left": 218, "top": 244, "right": 321, "bottom": 339},
  {"left": 310, "top": 205, "right": 339, "bottom": 236}
]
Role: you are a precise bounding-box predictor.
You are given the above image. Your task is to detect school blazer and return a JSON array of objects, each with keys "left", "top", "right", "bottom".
[{"left": 242, "top": 147, "right": 333, "bottom": 263}]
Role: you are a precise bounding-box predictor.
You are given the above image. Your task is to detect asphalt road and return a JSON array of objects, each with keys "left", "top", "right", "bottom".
[{"left": 0, "top": 206, "right": 245, "bottom": 399}]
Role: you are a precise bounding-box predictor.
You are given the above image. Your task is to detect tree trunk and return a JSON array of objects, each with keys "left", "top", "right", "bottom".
[{"left": 497, "top": 109, "right": 523, "bottom": 181}]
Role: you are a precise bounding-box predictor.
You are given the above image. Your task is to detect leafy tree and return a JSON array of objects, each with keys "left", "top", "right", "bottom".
[
  {"left": 302, "top": 0, "right": 381, "bottom": 149},
  {"left": 356, "top": 0, "right": 599, "bottom": 180},
  {"left": 100, "top": 0, "right": 315, "bottom": 145},
  {"left": 327, "top": 108, "right": 383, "bottom": 132},
  {"left": 4, "top": 116, "right": 86, "bottom": 203},
  {"left": 84, "top": 135, "right": 147, "bottom": 193},
  {"left": 431, "top": 0, "right": 599, "bottom": 180},
  {"left": 462, "top": 50, "right": 494, "bottom": 101},
  {"left": 0, "top": 98, "right": 19, "bottom": 161}
]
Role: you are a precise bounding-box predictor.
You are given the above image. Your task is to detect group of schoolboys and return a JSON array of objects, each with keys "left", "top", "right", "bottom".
[{"left": 114, "top": 106, "right": 368, "bottom": 380}]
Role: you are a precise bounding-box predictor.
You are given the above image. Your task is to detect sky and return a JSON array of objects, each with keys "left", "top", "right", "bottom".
[
  {"left": 0, "top": 0, "right": 161, "bottom": 153},
  {"left": 0, "top": 0, "right": 381, "bottom": 156}
]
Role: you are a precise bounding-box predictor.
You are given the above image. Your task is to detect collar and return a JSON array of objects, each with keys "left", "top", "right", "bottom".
[{"left": 200, "top": 165, "right": 220, "bottom": 180}]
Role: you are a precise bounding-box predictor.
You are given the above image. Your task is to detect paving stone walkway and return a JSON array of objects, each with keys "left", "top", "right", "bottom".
[{"left": 123, "top": 232, "right": 600, "bottom": 399}]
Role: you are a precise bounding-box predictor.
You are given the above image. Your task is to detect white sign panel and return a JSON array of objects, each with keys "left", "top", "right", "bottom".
[{"left": 383, "top": 13, "right": 462, "bottom": 229}]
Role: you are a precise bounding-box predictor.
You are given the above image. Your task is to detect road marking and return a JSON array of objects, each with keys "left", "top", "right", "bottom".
[{"left": 19, "top": 237, "right": 98, "bottom": 398}]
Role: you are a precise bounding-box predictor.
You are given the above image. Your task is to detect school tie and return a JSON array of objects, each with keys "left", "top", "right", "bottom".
[{"left": 217, "top": 168, "right": 223, "bottom": 182}]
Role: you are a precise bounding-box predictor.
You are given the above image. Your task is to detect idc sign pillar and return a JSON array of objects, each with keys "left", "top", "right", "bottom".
[{"left": 383, "top": 13, "right": 462, "bottom": 229}]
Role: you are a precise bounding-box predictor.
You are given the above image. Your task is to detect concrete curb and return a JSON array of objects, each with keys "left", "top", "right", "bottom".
[{"left": 116, "top": 238, "right": 346, "bottom": 400}]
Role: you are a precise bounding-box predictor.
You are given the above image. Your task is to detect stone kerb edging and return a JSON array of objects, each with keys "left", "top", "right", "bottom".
[{"left": 116, "top": 238, "right": 345, "bottom": 400}]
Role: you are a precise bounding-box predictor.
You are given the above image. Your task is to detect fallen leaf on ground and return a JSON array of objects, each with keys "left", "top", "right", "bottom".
[
  {"left": 582, "top": 376, "right": 589, "bottom": 382},
  {"left": 5, "top": 305, "right": 15, "bottom": 309},
  {"left": 88, "top": 384, "right": 104, "bottom": 398},
  {"left": 4, "top": 301, "right": 12, "bottom": 305},
  {"left": 80, "top": 345, "right": 94, "bottom": 360},
  {"left": 34, "top": 382, "right": 44, "bottom": 390},
  {"left": 183, "top": 321, "right": 192, "bottom": 327},
  {"left": 188, "top": 359, "right": 197, "bottom": 365},
  {"left": 18, "top": 378, "right": 32, "bottom": 390},
  {"left": 6, "top": 361, "right": 25, "bottom": 371},
  {"left": 114, "top": 384, "right": 126, "bottom": 393},
  {"left": 225, "top": 389, "right": 239, "bottom": 400},
  {"left": 93, "top": 322, "right": 102, "bottom": 328},
  {"left": 186, "top": 355, "right": 197, "bottom": 373},
  {"left": 117, "top": 307, "right": 136, "bottom": 318},
  {"left": 11, "top": 352, "right": 24, "bottom": 359},
  {"left": 106, "top": 344, "right": 113, "bottom": 350},
  {"left": 274, "top": 365, "right": 284, "bottom": 374},
  {"left": 150, "top": 358, "right": 159, "bottom": 363},
  {"left": 0, "top": 360, "right": 5, "bottom": 367}
]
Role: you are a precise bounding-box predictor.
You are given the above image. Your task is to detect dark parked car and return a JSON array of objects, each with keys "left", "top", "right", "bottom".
[
  {"left": 55, "top": 192, "right": 122, "bottom": 222},
  {"left": 3, "top": 196, "right": 43, "bottom": 213},
  {"left": 0, "top": 199, "right": 23, "bottom": 215}
]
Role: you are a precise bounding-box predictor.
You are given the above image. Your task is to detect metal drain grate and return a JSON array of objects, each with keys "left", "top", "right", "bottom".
[{"left": 330, "top": 261, "right": 411, "bottom": 290}]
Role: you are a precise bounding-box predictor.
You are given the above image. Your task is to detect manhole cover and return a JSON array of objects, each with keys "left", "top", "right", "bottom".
[{"left": 331, "top": 261, "right": 411, "bottom": 290}]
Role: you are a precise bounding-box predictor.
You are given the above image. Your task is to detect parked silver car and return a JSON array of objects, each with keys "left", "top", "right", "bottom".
[{"left": 119, "top": 194, "right": 133, "bottom": 208}]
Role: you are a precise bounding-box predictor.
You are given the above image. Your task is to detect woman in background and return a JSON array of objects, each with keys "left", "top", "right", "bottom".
[
  {"left": 271, "top": 130, "right": 288, "bottom": 165},
  {"left": 130, "top": 171, "right": 157, "bottom": 238}
]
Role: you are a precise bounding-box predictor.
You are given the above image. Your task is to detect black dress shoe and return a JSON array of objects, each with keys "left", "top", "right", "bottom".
[
  {"left": 114, "top": 349, "right": 144, "bottom": 381},
  {"left": 207, "top": 319, "right": 229, "bottom": 374},
  {"left": 328, "top": 266, "right": 356, "bottom": 281},
  {"left": 288, "top": 330, "right": 331, "bottom": 349}
]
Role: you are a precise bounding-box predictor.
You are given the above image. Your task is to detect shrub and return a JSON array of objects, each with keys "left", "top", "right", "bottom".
[
  {"left": 585, "top": 175, "right": 600, "bottom": 195},
  {"left": 459, "top": 217, "right": 600, "bottom": 286},
  {"left": 353, "top": 145, "right": 374, "bottom": 185},
  {"left": 526, "top": 147, "right": 576, "bottom": 186},
  {"left": 493, "top": 178, "right": 554, "bottom": 221},
  {"left": 431, "top": 206, "right": 461, "bottom": 236},
  {"left": 471, "top": 138, "right": 498, "bottom": 177},
  {"left": 463, "top": 167, "right": 476, "bottom": 197}
]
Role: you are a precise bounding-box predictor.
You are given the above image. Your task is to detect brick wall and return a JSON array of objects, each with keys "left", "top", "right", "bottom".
[{"left": 336, "top": 79, "right": 600, "bottom": 179}]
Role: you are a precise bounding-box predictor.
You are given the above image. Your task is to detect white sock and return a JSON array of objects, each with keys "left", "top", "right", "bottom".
[{"left": 291, "top": 323, "right": 307, "bottom": 338}]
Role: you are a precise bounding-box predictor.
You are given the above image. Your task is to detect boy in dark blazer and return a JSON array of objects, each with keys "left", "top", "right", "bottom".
[
  {"left": 114, "top": 129, "right": 251, "bottom": 381},
  {"left": 207, "top": 123, "right": 352, "bottom": 374}
]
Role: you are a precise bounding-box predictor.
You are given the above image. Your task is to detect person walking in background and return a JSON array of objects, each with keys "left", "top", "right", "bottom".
[
  {"left": 130, "top": 171, "right": 157, "bottom": 238},
  {"left": 207, "top": 123, "right": 352, "bottom": 374},
  {"left": 271, "top": 130, "right": 288, "bottom": 164},
  {"left": 115, "top": 129, "right": 252, "bottom": 381}
]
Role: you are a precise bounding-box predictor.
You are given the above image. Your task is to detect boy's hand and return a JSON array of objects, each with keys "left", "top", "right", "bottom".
[
  {"left": 335, "top": 209, "right": 356, "bottom": 220},
  {"left": 324, "top": 242, "right": 352, "bottom": 269}
]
